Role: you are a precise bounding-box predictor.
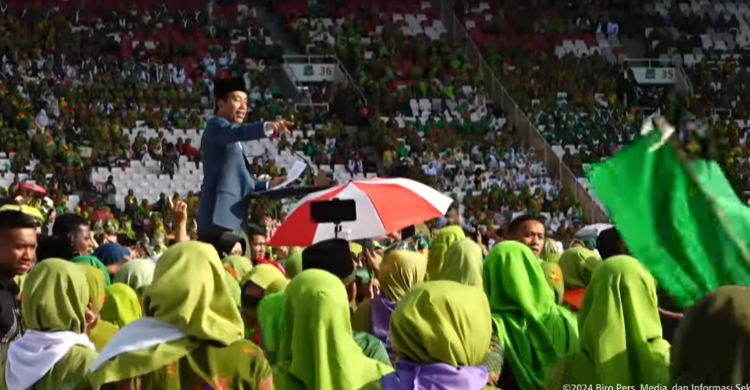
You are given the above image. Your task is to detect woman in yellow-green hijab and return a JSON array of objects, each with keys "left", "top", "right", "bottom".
[
  {"left": 432, "top": 238, "right": 504, "bottom": 387},
  {"left": 274, "top": 269, "right": 393, "bottom": 390},
  {"left": 542, "top": 253, "right": 561, "bottom": 263},
  {"left": 484, "top": 241, "right": 578, "bottom": 390},
  {"left": 221, "top": 266, "right": 243, "bottom": 308},
  {"left": 361, "top": 281, "right": 493, "bottom": 390},
  {"left": 71, "top": 255, "right": 111, "bottom": 285},
  {"left": 540, "top": 238, "right": 561, "bottom": 261},
  {"left": 242, "top": 264, "right": 289, "bottom": 298},
  {"left": 352, "top": 250, "right": 427, "bottom": 359},
  {"left": 0, "top": 259, "right": 98, "bottom": 390},
  {"left": 558, "top": 248, "right": 602, "bottom": 311},
  {"left": 257, "top": 292, "right": 286, "bottom": 364},
  {"left": 78, "top": 264, "right": 120, "bottom": 352},
  {"left": 540, "top": 262, "right": 565, "bottom": 305},
  {"left": 100, "top": 284, "right": 142, "bottom": 328},
  {"left": 112, "top": 259, "right": 154, "bottom": 296},
  {"left": 282, "top": 247, "right": 303, "bottom": 278},
  {"left": 434, "top": 238, "right": 483, "bottom": 287},
  {"left": 223, "top": 255, "right": 254, "bottom": 281},
  {"left": 547, "top": 256, "right": 670, "bottom": 388},
  {"left": 426, "top": 226, "right": 465, "bottom": 280},
  {"left": 241, "top": 264, "right": 289, "bottom": 344},
  {"left": 83, "top": 242, "right": 273, "bottom": 390}
]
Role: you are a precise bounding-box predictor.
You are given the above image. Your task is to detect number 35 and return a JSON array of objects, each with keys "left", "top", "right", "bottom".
[{"left": 661, "top": 69, "right": 674, "bottom": 79}]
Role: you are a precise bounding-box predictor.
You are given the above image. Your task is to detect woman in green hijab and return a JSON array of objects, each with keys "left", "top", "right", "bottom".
[
  {"left": 112, "top": 259, "right": 155, "bottom": 296},
  {"left": 100, "top": 283, "right": 142, "bottom": 328},
  {"left": 242, "top": 264, "right": 289, "bottom": 300},
  {"left": 71, "top": 255, "right": 111, "bottom": 286},
  {"left": 78, "top": 264, "right": 120, "bottom": 352},
  {"left": 434, "top": 238, "right": 483, "bottom": 287},
  {"left": 351, "top": 250, "right": 427, "bottom": 359},
  {"left": 671, "top": 286, "right": 750, "bottom": 385},
  {"left": 282, "top": 247, "right": 303, "bottom": 278},
  {"left": 83, "top": 242, "right": 273, "bottom": 390},
  {"left": 540, "top": 238, "right": 561, "bottom": 261},
  {"left": 558, "top": 248, "right": 602, "bottom": 311},
  {"left": 223, "top": 255, "right": 254, "bottom": 281},
  {"left": 426, "top": 226, "right": 465, "bottom": 280},
  {"left": 568, "top": 239, "right": 592, "bottom": 249},
  {"left": 0, "top": 259, "right": 98, "bottom": 390},
  {"left": 241, "top": 264, "right": 289, "bottom": 344},
  {"left": 274, "top": 269, "right": 393, "bottom": 390},
  {"left": 540, "top": 262, "right": 565, "bottom": 305},
  {"left": 360, "top": 281, "right": 493, "bottom": 390},
  {"left": 541, "top": 253, "right": 561, "bottom": 263},
  {"left": 224, "top": 268, "right": 243, "bottom": 307},
  {"left": 257, "top": 292, "right": 286, "bottom": 364},
  {"left": 547, "top": 256, "right": 670, "bottom": 388},
  {"left": 432, "top": 238, "right": 504, "bottom": 387},
  {"left": 484, "top": 241, "right": 578, "bottom": 390}
]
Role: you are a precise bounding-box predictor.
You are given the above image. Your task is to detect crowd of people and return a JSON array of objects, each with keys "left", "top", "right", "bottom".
[
  {"left": 462, "top": 0, "right": 642, "bottom": 194},
  {"left": 0, "top": 0, "right": 374, "bottom": 238},
  {"left": 0, "top": 199, "right": 744, "bottom": 389},
  {"left": 459, "top": 0, "right": 750, "bottom": 199},
  {"left": 5, "top": 0, "right": 750, "bottom": 238},
  {"left": 2, "top": 0, "right": 750, "bottom": 389},
  {"left": 0, "top": 0, "right": 638, "bottom": 240},
  {"left": 269, "top": 0, "right": 592, "bottom": 237}
]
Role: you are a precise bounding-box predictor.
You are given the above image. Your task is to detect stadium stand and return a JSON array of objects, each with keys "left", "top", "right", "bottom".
[
  {"left": 18, "top": 0, "right": 749, "bottom": 232},
  {"left": 268, "top": 0, "right": 588, "bottom": 232},
  {"left": 0, "top": 0, "right": 371, "bottom": 216}
]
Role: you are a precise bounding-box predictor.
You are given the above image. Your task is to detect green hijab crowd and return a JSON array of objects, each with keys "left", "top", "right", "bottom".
[{"left": 2, "top": 224, "right": 750, "bottom": 390}]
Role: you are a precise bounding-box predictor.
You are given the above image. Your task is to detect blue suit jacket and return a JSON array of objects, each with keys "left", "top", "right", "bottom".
[{"left": 197, "top": 116, "right": 270, "bottom": 233}]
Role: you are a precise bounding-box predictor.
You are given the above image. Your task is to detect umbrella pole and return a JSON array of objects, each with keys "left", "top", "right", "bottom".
[{"left": 334, "top": 223, "right": 342, "bottom": 239}]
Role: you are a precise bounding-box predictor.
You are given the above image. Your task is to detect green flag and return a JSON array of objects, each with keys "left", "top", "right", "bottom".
[{"left": 590, "top": 129, "right": 750, "bottom": 307}]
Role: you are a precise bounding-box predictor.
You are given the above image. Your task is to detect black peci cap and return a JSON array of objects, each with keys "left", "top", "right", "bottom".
[
  {"left": 198, "top": 231, "right": 242, "bottom": 259},
  {"left": 302, "top": 239, "right": 356, "bottom": 284},
  {"left": 596, "top": 227, "right": 622, "bottom": 260},
  {"left": 213, "top": 77, "right": 247, "bottom": 100}
]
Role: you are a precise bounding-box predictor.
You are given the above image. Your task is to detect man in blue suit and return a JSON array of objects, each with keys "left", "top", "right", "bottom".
[{"left": 197, "top": 78, "right": 292, "bottom": 239}]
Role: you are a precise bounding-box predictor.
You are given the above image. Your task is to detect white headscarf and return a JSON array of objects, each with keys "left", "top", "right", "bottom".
[{"left": 5, "top": 330, "right": 96, "bottom": 390}]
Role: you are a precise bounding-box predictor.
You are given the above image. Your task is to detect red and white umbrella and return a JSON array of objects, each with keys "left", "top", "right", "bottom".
[
  {"left": 268, "top": 178, "right": 453, "bottom": 246},
  {"left": 17, "top": 182, "right": 46, "bottom": 195}
]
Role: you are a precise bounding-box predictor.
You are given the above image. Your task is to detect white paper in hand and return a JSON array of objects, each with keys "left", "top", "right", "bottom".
[{"left": 272, "top": 160, "right": 307, "bottom": 190}]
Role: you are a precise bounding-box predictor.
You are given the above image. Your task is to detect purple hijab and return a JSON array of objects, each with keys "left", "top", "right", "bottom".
[
  {"left": 370, "top": 292, "right": 396, "bottom": 357},
  {"left": 381, "top": 361, "right": 489, "bottom": 390}
]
